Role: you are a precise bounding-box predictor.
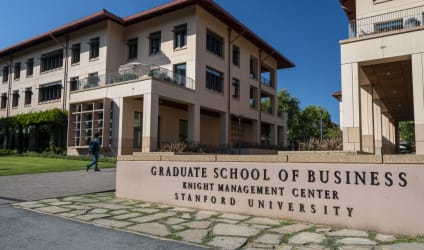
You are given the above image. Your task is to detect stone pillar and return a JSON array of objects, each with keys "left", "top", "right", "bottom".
[
  {"left": 270, "top": 124, "right": 277, "bottom": 146},
  {"left": 373, "top": 99, "right": 382, "bottom": 155},
  {"left": 187, "top": 104, "right": 200, "bottom": 145},
  {"left": 412, "top": 53, "right": 424, "bottom": 155},
  {"left": 252, "top": 120, "right": 260, "bottom": 145},
  {"left": 142, "top": 93, "right": 159, "bottom": 152},
  {"left": 117, "top": 97, "right": 124, "bottom": 156},
  {"left": 360, "top": 84, "right": 375, "bottom": 154},
  {"left": 220, "top": 112, "right": 229, "bottom": 147},
  {"left": 341, "top": 62, "right": 361, "bottom": 152}
]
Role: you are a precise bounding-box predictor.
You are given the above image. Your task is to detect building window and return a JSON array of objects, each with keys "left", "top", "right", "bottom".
[
  {"left": 206, "top": 30, "right": 224, "bottom": 57},
  {"left": 206, "top": 66, "right": 223, "bottom": 92},
  {"left": 232, "top": 78, "right": 240, "bottom": 98},
  {"left": 149, "top": 31, "right": 161, "bottom": 55},
  {"left": 174, "top": 63, "right": 186, "bottom": 85},
  {"left": 179, "top": 119, "right": 188, "bottom": 142},
  {"left": 24, "top": 88, "right": 32, "bottom": 105},
  {"left": 38, "top": 82, "right": 62, "bottom": 103},
  {"left": 12, "top": 90, "right": 19, "bottom": 107},
  {"left": 127, "top": 38, "right": 138, "bottom": 60},
  {"left": 174, "top": 24, "right": 187, "bottom": 49},
  {"left": 232, "top": 45, "right": 240, "bottom": 66},
  {"left": 250, "top": 56, "right": 258, "bottom": 79},
  {"left": 41, "top": 49, "right": 63, "bottom": 72},
  {"left": 0, "top": 93, "right": 6, "bottom": 109},
  {"left": 14, "top": 63, "right": 21, "bottom": 80},
  {"left": 87, "top": 72, "right": 99, "bottom": 87},
  {"left": 70, "top": 77, "right": 79, "bottom": 91},
  {"left": 26, "top": 58, "right": 34, "bottom": 77},
  {"left": 2, "top": 66, "right": 9, "bottom": 83},
  {"left": 89, "top": 37, "right": 100, "bottom": 59},
  {"left": 249, "top": 86, "right": 257, "bottom": 109},
  {"left": 71, "top": 43, "right": 81, "bottom": 64},
  {"left": 133, "top": 112, "right": 142, "bottom": 148}
]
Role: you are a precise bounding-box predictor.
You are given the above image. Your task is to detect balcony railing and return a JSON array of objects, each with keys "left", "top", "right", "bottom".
[
  {"left": 349, "top": 5, "right": 424, "bottom": 38},
  {"left": 260, "top": 77, "right": 273, "bottom": 87},
  {"left": 71, "top": 64, "right": 194, "bottom": 91}
]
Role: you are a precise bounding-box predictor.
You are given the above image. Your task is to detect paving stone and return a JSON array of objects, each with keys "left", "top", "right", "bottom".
[
  {"left": 181, "top": 220, "right": 212, "bottom": 229},
  {"left": 376, "top": 233, "right": 396, "bottom": 242},
  {"left": 130, "top": 208, "right": 160, "bottom": 214},
  {"left": 218, "top": 212, "right": 250, "bottom": 221},
  {"left": 87, "top": 203, "right": 131, "bottom": 210},
  {"left": 251, "top": 242, "right": 278, "bottom": 249},
  {"left": 245, "top": 217, "right": 281, "bottom": 225},
  {"left": 296, "top": 245, "right": 324, "bottom": 250},
  {"left": 213, "top": 223, "right": 260, "bottom": 237},
  {"left": 180, "top": 213, "right": 192, "bottom": 219},
  {"left": 341, "top": 246, "right": 376, "bottom": 250},
  {"left": 90, "top": 208, "right": 109, "bottom": 214},
  {"left": 92, "top": 219, "right": 133, "bottom": 228},
  {"left": 63, "top": 204, "right": 89, "bottom": 210},
  {"left": 170, "top": 207, "right": 196, "bottom": 212},
  {"left": 171, "top": 225, "right": 185, "bottom": 231},
  {"left": 111, "top": 213, "right": 142, "bottom": 220},
  {"left": 71, "top": 210, "right": 88, "bottom": 215},
  {"left": 208, "top": 236, "right": 247, "bottom": 250},
  {"left": 48, "top": 201, "right": 73, "bottom": 206},
  {"left": 247, "top": 224, "right": 271, "bottom": 230},
  {"left": 315, "top": 227, "right": 331, "bottom": 233},
  {"left": 69, "top": 198, "right": 97, "bottom": 203},
  {"left": 62, "top": 196, "right": 84, "bottom": 201},
  {"left": 177, "top": 229, "right": 208, "bottom": 243},
  {"left": 130, "top": 212, "right": 176, "bottom": 223},
  {"left": 110, "top": 209, "right": 130, "bottom": 215},
  {"left": 15, "top": 202, "right": 46, "bottom": 209},
  {"left": 134, "top": 202, "right": 153, "bottom": 208},
  {"left": 165, "top": 217, "right": 186, "bottom": 225},
  {"left": 126, "top": 222, "right": 170, "bottom": 237},
  {"left": 380, "top": 243, "right": 424, "bottom": 250},
  {"left": 255, "top": 233, "right": 281, "bottom": 245},
  {"left": 39, "top": 198, "right": 60, "bottom": 203},
  {"left": 36, "top": 206, "right": 71, "bottom": 214},
  {"left": 336, "top": 237, "right": 377, "bottom": 246},
  {"left": 276, "top": 246, "right": 293, "bottom": 250},
  {"left": 56, "top": 212, "right": 77, "bottom": 218},
  {"left": 270, "top": 224, "right": 311, "bottom": 234},
  {"left": 195, "top": 210, "right": 219, "bottom": 220},
  {"left": 288, "top": 232, "right": 325, "bottom": 245},
  {"left": 214, "top": 218, "right": 240, "bottom": 224},
  {"left": 327, "top": 229, "right": 369, "bottom": 238},
  {"left": 74, "top": 213, "right": 110, "bottom": 221}
]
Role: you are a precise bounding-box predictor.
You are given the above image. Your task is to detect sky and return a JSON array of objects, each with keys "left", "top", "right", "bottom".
[{"left": 0, "top": 0, "right": 349, "bottom": 125}]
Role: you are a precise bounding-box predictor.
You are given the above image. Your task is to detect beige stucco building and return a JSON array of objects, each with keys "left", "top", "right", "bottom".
[
  {"left": 0, "top": 0, "right": 293, "bottom": 155},
  {"left": 340, "top": 0, "right": 424, "bottom": 155}
]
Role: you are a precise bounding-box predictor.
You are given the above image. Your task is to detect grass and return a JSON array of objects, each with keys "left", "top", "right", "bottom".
[{"left": 0, "top": 156, "right": 116, "bottom": 176}]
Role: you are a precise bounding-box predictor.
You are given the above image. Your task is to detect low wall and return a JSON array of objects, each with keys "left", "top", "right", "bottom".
[{"left": 116, "top": 154, "right": 424, "bottom": 236}]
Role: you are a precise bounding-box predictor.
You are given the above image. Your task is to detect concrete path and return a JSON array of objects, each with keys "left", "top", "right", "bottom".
[
  {"left": 0, "top": 204, "right": 205, "bottom": 250},
  {"left": 0, "top": 169, "right": 115, "bottom": 203},
  {"left": 14, "top": 192, "right": 424, "bottom": 250}
]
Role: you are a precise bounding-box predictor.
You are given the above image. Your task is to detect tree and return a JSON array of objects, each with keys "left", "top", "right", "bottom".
[
  {"left": 300, "top": 105, "right": 335, "bottom": 142},
  {"left": 277, "top": 89, "right": 302, "bottom": 144},
  {"left": 399, "top": 121, "right": 415, "bottom": 145}
]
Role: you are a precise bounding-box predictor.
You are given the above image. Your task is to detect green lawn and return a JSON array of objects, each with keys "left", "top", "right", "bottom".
[{"left": 0, "top": 156, "right": 116, "bottom": 176}]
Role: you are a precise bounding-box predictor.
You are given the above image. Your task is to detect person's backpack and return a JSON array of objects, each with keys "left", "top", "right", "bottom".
[{"left": 88, "top": 140, "right": 99, "bottom": 154}]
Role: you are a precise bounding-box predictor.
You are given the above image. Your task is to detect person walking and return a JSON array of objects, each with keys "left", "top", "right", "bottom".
[{"left": 86, "top": 133, "right": 101, "bottom": 172}]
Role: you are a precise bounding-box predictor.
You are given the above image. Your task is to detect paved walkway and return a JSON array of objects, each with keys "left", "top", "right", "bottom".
[
  {"left": 14, "top": 192, "right": 424, "bottom": 250},
  {"left": 0, "top": 169, "right": 115, "bottom": 204}
]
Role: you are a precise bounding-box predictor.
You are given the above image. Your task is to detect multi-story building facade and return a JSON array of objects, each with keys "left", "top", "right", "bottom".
[
  {"left": 340, "top": 0, "right": 424, "bottom": 155},
  {"left": 0, "top": 0, "right": 293, "bottom": 155}
]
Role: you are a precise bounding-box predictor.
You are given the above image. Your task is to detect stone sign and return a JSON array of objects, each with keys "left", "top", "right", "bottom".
[{"left": 116, "top": 161, "right": 424, "bottom": 235}]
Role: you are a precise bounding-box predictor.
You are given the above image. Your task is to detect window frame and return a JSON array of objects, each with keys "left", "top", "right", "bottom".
[
  {"left": 26, "top": 58, "right": 34, "bottom": 77},
  {"left": 12, "top": 90, "right": 19, "bottom": 107},
  {"left": 205, "top": 66, "right": 223, "bottom": 93},
  {"left": 232, "top": 78, "right": 240, "bottom": 99},
  {"left": 40, "top": 49, "right": 63, "bottom": 72},
  {"left": 24, "top": 87, "right": 32, "bottom": 106},
  {"left": 127, "top": 38, "right": 138, "bottom": 60},
  {"left": 149, "top": 31, "right": 161, "bottom": 55},
  {"left": 14, "top": 62, "right": 21, "bottom": 80},
  {"left": 38, "top": 81, "right": 62, "bottom": 103},
  {"left": 174, "top": 63, "right": 187, "bottom": 86},
  {"left": 0, "top": 93, "right": 7, "bottom": 109},
  {"left": 89, "top": 37, "right": 100, "bottom": 60},
  {"left": 206, "top": 29, "right": 224, "bottom": 57},
  {"left": 2, "top": 66, "right": 9, "bottom": 83},
  {"left": 71, "top": 43, "right": 81, "bottom": 64},
  {"left": 232, "top": 45, "right": 240, "bottom": 66},
  {"left": 174, "top": 24, "right": 187, "bottom": 49}
]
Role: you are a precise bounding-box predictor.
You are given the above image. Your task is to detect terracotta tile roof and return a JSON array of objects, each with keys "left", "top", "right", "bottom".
[
  {"left": 340, "top": 0, "right": 355, "bottom": 20},
  {"left": 0, "top": 0, "right": 294, "bottom": 69}
]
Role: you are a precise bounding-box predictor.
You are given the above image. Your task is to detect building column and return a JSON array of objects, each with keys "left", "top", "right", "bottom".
[
  {"left": 270, "top": 124, "right": 277, "bottom": 146},
  {"left": 220, "top": 112, "right": 229, "bottom": 146},
  {"left": 373, "top": 99, "right": 382, "bottom": 155},
  {"left": 341, "top": 63, "right": 361, "bottom": 152},
  {"left": 187, "top": 104, "right": 200, "bottom": 145},
  {"left": 412, "top": 53, "right": 424, "bottom": 155},
  {"left": 117, "top": 97, "right": 124, "bottom": 156},
  {"left": 252, "top": 120, "right": 260, "bottom": 145},
  {"left": 142, "top": 93, "right": 159, "bottom": 152},
  {"left": 360, "top": 84, "right": 375, "bottom": 154}
]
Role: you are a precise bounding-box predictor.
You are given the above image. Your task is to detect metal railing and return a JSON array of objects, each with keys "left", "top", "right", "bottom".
[
  {"left": 349, "top": 5, "right": 424, "bottom": 38},
  {"left": 72, "top": 64, "right": 195, "bottom": 91},
  {"left": 260, "top": 77, "right": 273, "bottom": 87}
]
